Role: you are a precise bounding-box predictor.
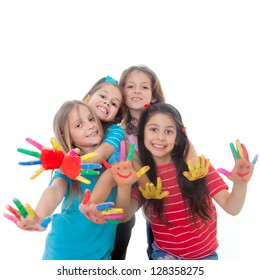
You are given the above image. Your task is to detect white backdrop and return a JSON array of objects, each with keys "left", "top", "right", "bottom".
[{"left": 0, "top": 1, "right": 259, "bottom": 279}]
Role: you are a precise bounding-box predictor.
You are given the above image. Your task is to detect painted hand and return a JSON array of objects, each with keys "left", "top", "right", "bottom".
[
  {"left": 217, "top": 139, "right": 258, "bottom": 183},
  {"left": 138, "top": 177, "right": 169, "bottom": 199},
  {"left": 79, "top": 189, "right": 124, "bottom": 224},
  {"left": 61, "top": 149, "right": 102, "bottom": 184},
  {"left": 3, "top": 198, "right": 51, "bottom": 231},
  {"left": 102, "top": 141, "right": 150, "bottom": 186},
  {"left": 18, "top": 138, "right": 65, "bottom": 179},
  {"left": 183, "top": 155, "right": 211, "bottom": 181}
]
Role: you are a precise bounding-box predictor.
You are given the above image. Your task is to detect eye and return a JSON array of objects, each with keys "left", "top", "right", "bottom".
[
  {"left": 112, "top": 102, "right": 118, "bottom": 107},
  {"left": 165, "top": 129, "right": 173, "bottom": 135},
  {"left": 99, "top": 94, "right": 105, "bottom": 99},
  {"left": 150, "top": 127, "right": 158, "bottom": 132}
]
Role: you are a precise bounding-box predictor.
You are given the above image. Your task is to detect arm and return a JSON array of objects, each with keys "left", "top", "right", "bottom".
[
  {"left": 4, "top": 177, "right": 67, "bottom": 231},
  {"left": 35, "top": 177, "right": 67, "bottom": 220},
  {"left": 213, "top": 182, "right": 247, "bottom": 216},
  {"left": 214, "top": 140, "right": 256, "bottom": 215},
  {"left": 115, "top": 183, "right": 140, "bottom": 222},
  {"left": 83, "top": 124, "right": 125, "bottom": 164}
]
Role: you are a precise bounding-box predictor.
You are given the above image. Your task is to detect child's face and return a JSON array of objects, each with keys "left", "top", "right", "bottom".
[
  {"left": 68, "top": 105, "right": 102, "bottom": 153},
  {"left": 124, "top": 70, "right": 154, "bottom": 111},
  {"left": 144, "top": 113, "right": 177, "bottom": 166},
  {"left": 85, "top": 84, "right": 122, "bottom": 122}
]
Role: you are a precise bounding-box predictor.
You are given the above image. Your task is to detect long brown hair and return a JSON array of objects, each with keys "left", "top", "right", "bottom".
[{"left": 138, "top": 103, "right": 212, "bottom": 226}]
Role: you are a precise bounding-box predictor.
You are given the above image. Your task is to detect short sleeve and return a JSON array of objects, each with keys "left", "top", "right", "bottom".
[{"left": 103, "top": 124, "right": 125, "bottom": 149}]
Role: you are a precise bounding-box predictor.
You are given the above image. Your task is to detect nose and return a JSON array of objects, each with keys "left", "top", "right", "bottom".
[
  {"left": 134, "top": 86, "right": 141, "bottom": 94},
  {"left": 104, "top": 101, "right": 110, "bottom": 107},
  {"left": 87, "top": 122, "right": 94, "bottom": 130},
  {"left": 157, "top": 133, "right": 166, "bottom": 141}
]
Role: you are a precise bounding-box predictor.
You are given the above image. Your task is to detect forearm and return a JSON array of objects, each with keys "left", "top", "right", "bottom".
[
  {"left": 91, "top": 170, "right": 115, "bottom": 203},
  {"left": 116, "top": 185, "right": 137, "bottom": 222},
  {"left": 35, "top": 186, "right": 64, "bottom": 219},
  {"left": 215, "top": 183, "right": 248, "bottom": 216},
  {"left": 84, "top": 142, "right": 114, "bottom": 164}
]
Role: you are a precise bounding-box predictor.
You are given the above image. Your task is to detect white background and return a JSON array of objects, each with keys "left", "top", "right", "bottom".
[{"left": 0, "top": 1, "right": 259, "bottom": 279}]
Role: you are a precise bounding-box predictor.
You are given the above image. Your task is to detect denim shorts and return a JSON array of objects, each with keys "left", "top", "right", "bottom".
[{"left": 151, "top": 243, "right": 218, "bottom": 260}]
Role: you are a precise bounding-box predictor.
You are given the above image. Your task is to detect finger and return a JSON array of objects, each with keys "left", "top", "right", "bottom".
[
  {"left": 200, "top": 155, "right": 205, "bottom": 168},
  {"left": 137, "top": 166, "right": 150, "bottom": 177},
  {"left": 82, "top": 190, "right": 91, "bottom": 205},
  {"left": 68, "top": 149, "right": 78, "bottom": 156},
  {"left": 102, "top": 208, "right": 124, "bottom": 215},
  {"left": 252, "top": 154, "right": 258, "bottom": 165},
  {"left": 30, "top": 167, "right": 45, "bottom": 179},
  {"left": 187, "top": 160, "right": 195, "bottom": 172},
  {"left": 13, "top": 198, "right": 28, "bottom": 218},
  {"left": 80, "top": 170, "right": 100, "bottom": 176},
  {"left": 40, "top": 216, "right": 52, "bottom": 229},
  {"left": 120, "top": 141, "right": 126, "bottom": 161},
  {"left": 50, "top": 138, "right": 62, "bottom": 151},
  {"left": 183, "top": 171, "right": 192, "bottom": 180},
  {"left": 217, "top": 168, "right": 232, "bottom": 177},
  {"left": 17, "top": 148, "right": 41, "bottom": 158},
  {"left": 81, "top": 163, "right": 102, "bottom": 169},
  {"left": 26, "top": 138, "right": 43, "bottom": 150},
  {"left": 104, "top": 214, "right": 124, "bottom": 220},
  {"left": 24, "top": 203, "right": 35, "bottom": 219},
  {"left": 96, "top": 202, "right": 115, "bottom": 211},
  {"left": 160, "top": 191, "right": 169, "bottom": 199},
  {"left": 81, "top": 152, "right": 98, "bottom": 161},
  {"left": 240, "top": 144, "right": 249, "bottom": 161},
  {"left": 156, "top": 177, "right": 162, "bottom": 191},
  {"left": 5, "top": 204, "right": 21, "bottom": 220},
  {"left": 195, "top": 156, "right": 201, "bottom": 169},
  {"left": 236, "top": 140, "right": 244, "bottom": 159},
  {"left": 76, "top": 175, "right": 91, "bottom": 184},
  {"left": 127, "top": 143, "right": 135, "bottom": 161},
  {"left": 102, "top": 159, "right": 111, "bottom": 169},
  {"left": 18, "top": 160, "right": 42, "bottom": 166},
  {"left": 3, "top": 213, "right": 17, "bottom": 224},
  {"left": 230, "top": 142, "right": 240, "bottom": 159}
]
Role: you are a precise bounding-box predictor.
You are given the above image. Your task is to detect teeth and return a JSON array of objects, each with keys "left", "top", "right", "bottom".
[
  {"left": 87, "top": 131, "right": 97, "bottom": 137},
  {"left": 97, "top": 106, "right": 108, "bottom": 114},
  {"left": 131, "top": 97, "right": 142, "bottom": 101},
  {"left": 153, "top": 144, "right": 165, "bottom": 148}
]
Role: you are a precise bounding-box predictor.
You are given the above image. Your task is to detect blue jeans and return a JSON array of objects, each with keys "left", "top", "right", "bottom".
[{"left": 151, "top": 243, "right": 218, "bottom": 260}]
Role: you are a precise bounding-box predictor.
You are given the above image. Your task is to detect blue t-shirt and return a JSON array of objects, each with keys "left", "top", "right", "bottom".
[
  {"left": 42, "top": 171, "right": 117, "bottom": 260},
  {"left": 42, "top": 124, "right": 124, "bottom": 260}
]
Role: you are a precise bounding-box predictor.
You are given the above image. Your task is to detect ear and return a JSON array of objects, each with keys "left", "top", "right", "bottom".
[{"left": 151, "top": 97, "right": 157, "bottom": 104}]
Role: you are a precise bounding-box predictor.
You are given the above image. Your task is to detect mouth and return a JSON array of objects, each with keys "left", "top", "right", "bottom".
[
  {"left": 131, "top": 97, "right": 142, "bottom": 101},
  {"left": 117, "top": 172, "right": 132, "bottom": 179},
  {"left": 97, "top": 105, "right": 108, "bottom": 114},
  {"left": 86, "top": 131, "right": 98, "bottom": 138},
  {"left": 152, "top": 143, "right": 166, "bottom": 149}
]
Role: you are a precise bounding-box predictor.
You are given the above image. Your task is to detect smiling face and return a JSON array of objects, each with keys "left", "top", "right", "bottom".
[
  {"left": 144, "top": 112, "right": 177, "bottom": 166},
  {"left": 124, "top": 70, "right": 155, "bottom": 112},
  {"left": 68, "top": 104, "right": 102, "bottom": 153},
  {"left": 84, "top": 84, "right": 123, "bottom": 122}
]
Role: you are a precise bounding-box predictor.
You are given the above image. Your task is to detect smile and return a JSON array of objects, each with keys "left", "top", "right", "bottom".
[{"left": 117, "top": 172, "right": 132, "bottom": 179}]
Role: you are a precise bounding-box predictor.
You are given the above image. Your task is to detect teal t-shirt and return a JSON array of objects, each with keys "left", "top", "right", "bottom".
[{"left": 42, "top": 171, "right": 117, "bottom": 260}]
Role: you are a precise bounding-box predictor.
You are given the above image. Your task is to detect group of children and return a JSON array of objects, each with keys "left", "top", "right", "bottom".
[{"left": 4, "top": 65, "right": 256, "bottom": 260}]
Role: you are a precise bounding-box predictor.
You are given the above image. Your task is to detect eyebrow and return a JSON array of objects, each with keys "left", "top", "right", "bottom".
[{"left": 147, "top": 123, "right": 176, "bottom": 129}]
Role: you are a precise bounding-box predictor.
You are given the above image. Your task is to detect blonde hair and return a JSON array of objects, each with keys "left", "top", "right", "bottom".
[{"left": 53, "top": 100, "right": 103, "bottom": 205}]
